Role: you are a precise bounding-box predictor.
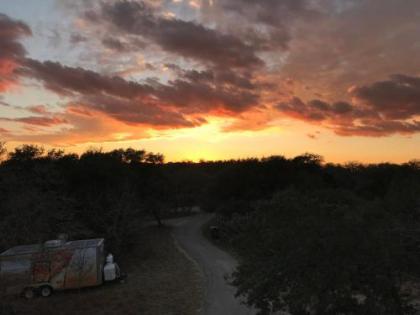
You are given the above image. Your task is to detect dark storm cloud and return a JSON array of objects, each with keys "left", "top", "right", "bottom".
[
  {"left": 0, "top": 13, "right": 31, "bottom": 59},
  {"left": 154, "top": 77, "right": 258, "bottom": 113},
  {"left": 0, "top": 14, "right": 31, "bottom": 91},
  {"left": 146, "top": 65, "right": 258, "bottom": 112},
  {"left": 100, "top": 0, "right": 263, "bottom": 68},
  {"left": 70, "top": 33, "right": 87, "bottom": 44},
  {"left": 2, "top": 9, "right": 259, "bottom": 132},
  {"left": 102, "top": 37, "right": 129, "bottom": 52},
  {"left": 101, "top": 36, "right": 146, "bottom": 52},
  {"left": 332, "top": 102, "right": 353, "bottom": 114},
  {"left": 21, "top": 58, "right": 258, "bottom": 113},
  {"left": 276, "top": 97, "right": 351, "bottom": 122},
  {"left": 277, "top": 75, "right": 420, "bottom": 136},
  {"left": 0, "top": 36, "right": 194, "bottom": 129},
  {"left": 22, "top": 59, "right": 153, "bottom": 98},
  {"left": 77, "top": 95, "right": 202, "bottom": 127},
  {"left": 334, "top": 120, "right": 420, "bottom": 137},
  {"left": 3, "top": 0, "right": 420, "bottom": 140},
  {"left": 350, "top": 74, "right": 420, "bottom": 120},
  {"left": 15, "top": 56, "right": 257, "bottom": 130},
  {"left": 19, "top": 59, "right": 198, "bottom": 127}
]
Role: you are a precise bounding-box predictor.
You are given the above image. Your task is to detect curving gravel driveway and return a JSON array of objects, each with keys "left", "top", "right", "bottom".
[{"left": 167, "top": 214, "right": 256, "bottom": 315}]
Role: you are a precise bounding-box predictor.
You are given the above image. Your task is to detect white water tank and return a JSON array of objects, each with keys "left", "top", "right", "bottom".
[{"left": 104, "top": 254, "right": 120, "bottom": 281}]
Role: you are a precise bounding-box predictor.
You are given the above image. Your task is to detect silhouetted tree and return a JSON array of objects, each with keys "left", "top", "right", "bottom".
[
  {"left": 0, "top": 141, "right": 6, "bottom": 161},
  {"left": 46, "top": 148, "right": 65, "bottom": 160},
  {"left": 8, "top": 144, "right": 44, "bottom": 161},
  {"left": 145, "top": 152, "right": 164, "bottom": 164}
]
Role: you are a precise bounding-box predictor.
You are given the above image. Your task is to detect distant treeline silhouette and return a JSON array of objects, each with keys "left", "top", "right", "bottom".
[{"left": 0, "top": 142, "right": 419, "bottom": 314}]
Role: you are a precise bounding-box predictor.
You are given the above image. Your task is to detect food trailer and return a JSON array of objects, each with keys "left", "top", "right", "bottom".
[{"left": 0, "top": 238, "right": 121, "bottom": 298}]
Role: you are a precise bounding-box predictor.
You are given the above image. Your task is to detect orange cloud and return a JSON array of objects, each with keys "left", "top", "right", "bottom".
[{"left": 0, "top": 13, "right": 31, "bottom": 92}]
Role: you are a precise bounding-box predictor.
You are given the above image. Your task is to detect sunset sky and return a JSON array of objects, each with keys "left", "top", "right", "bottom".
[{"left": 0, "top": 0, "right": 419, "bottom": 163}]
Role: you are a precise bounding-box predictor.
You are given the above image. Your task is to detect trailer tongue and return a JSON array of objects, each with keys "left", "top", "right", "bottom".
[{"left": 0, "top": 238, "right": 122, "bottom": 298}]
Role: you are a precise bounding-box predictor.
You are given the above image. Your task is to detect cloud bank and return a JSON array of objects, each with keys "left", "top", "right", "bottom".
[{"left": 1, "top": 0, "right": 420, "bottom": 145}]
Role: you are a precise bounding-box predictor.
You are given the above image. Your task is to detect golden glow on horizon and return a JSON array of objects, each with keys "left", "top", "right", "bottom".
[
  {"left": 148, "top": 116, "right": 282, "bottom": 142},
  {"left": 4, "top": 119, "right": 419, "bottom": 164}
]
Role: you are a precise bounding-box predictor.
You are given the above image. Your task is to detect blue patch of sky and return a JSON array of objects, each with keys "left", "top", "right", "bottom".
[{"left": 1, "top": 78, "right": 68, "bottom": 118}]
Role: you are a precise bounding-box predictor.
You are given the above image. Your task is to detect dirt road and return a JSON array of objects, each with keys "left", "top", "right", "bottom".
[{"left": 168, "top": 214, "right": 256, "bottom": 315}]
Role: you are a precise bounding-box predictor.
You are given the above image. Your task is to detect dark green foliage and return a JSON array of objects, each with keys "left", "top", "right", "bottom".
[
  {"left": 193, "top": 156, "right": 420, "bottom": 314},
  {"left": 0, "top": 143, "right": 419, "bottom": 313},
  {"left": 0, "top": 152, "right": 73, "bottom": 250},
  {"left": 212, "top": 160, "right": 420, "bottom": 314},
  {"left": 0, "top": 145, "right": 166, "bottom": 253},
  {"left": 224, "top": 189, "right": 420, "bottom": 314},
  {"left": 7, "top": 144, "right": 44, "bottom": 161}
]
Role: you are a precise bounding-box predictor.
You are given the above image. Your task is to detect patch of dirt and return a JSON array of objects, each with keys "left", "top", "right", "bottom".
[{"left": 1, "top": 226, "right": 204, "bottom": 315}]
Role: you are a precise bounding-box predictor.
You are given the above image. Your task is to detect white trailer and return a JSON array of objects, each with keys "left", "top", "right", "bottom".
[{"left": 0, "top": 238, "right": 121, "bottom": 299}]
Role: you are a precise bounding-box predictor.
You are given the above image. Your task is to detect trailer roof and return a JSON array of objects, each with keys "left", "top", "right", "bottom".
[
  {"left": 0, "top": 244, "right": 42, "bottom": 256},
  {"left": 66, "top": 238, "right": 104, "bottom": 249},
  {"left": 0, "top": 238, "right": 104, "bottom": 258}
]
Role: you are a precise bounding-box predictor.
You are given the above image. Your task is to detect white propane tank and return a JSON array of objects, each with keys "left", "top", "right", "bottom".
[{"left": 104, "top": 253, "right": 120, "bottom": 281}]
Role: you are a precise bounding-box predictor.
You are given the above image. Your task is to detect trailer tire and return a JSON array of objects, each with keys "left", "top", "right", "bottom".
[
  {"left": 23, "top": 287, "right": 35, "bottom": 299},
  {"left": 39, "top": 286, "right": 53, "bottom": 297}
]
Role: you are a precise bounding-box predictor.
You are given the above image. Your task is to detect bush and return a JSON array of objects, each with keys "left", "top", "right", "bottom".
[{"left": 227, "top": 189, "right": 420, "bottom": 314}]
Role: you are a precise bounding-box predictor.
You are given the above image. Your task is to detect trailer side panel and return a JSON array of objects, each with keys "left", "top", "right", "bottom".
[{"left": 64, "top": 247, "right": 99, "bottom": 289}]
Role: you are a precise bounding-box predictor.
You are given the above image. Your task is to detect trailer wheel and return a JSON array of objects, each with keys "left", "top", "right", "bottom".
[
  {"left": 40, "top": 286, "right": 53, "bottom": 297},
  {"left": 23, "top": 287, "right": 35, "bottom": 299}
]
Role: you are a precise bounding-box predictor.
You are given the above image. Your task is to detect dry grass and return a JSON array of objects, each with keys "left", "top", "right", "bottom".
[{"left": 1, "top": 226, "right": 204, "bottom": 315}]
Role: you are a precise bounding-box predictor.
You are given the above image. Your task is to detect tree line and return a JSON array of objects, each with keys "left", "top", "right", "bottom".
[
  {"left": 0, "top": 143, "right": 165, "bottom": 253},
  {"left": 206, "top": 154, "right": 420, "bottom": 314}
]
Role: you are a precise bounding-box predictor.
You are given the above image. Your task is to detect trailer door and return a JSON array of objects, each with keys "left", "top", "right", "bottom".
[{"left": 64, "top": 247, "right": 98, "bottom": 289}]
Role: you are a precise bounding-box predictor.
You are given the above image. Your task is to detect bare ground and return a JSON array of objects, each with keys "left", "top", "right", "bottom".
[
  {"left": 168, "top": 214, "right": 256, "bottom": 315},
  {"left": 1, "top": 225, "right": 204, "bottom": 315}
]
